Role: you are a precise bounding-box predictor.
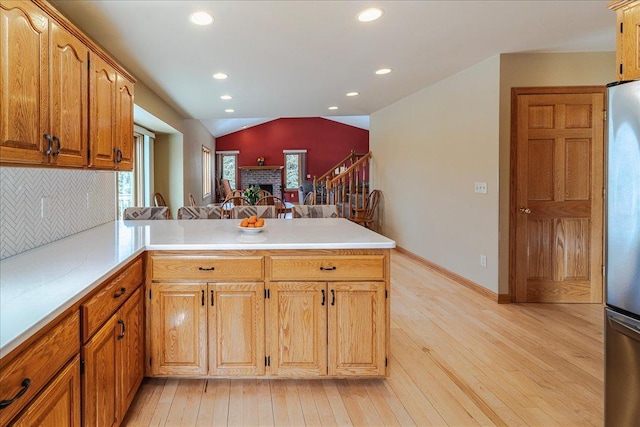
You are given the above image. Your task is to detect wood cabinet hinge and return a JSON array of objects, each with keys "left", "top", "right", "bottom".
[
  {"left": 385, "top": 289, "right": 388, "bottom": 299},
  {"left": 264, "top": 289, "right": 270, "bottom": 299},
  {"left": 88, "top": 58, "right": 90, "bottom": 69},
  {"left": 264, "top": 356, "right": 270, "bottom": 366},
  {"left": 385, "top": 357, "right": 388, "bottom": 367},
  {"left": 80, "top": 358, "right": 85, "bottom": 374},
  {"left": 603, "top": 265, "right": 606, "bottom": 277},
  {"left": 149, "top": 289, "right": 152, "bottom": 299},
  {"left": 603, "top": 110, "right": 607, "bottom": 121},
  {"left": 620, "top": 63, "right": 624, "bottom": 75},
  {"left": 149, "top": 357, "right": 153, "bottom": 367},
  {"left": 620, "top": 22, "right": 623, "bottom": 34}
]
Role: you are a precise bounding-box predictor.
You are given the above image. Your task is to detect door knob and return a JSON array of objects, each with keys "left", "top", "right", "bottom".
[{"left": 520, "top": 207, "right": 531, "bottom": 214}]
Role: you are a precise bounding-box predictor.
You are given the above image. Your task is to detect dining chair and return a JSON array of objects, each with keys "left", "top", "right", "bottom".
[
  {"left": 123, "top": 207, "right": 170, "bottom": 220},
  {"left": 352, "top": 189, "right": 381, "bottom": 229},
  {"left": 153, "top": 192, "right": 167, "bottom": 207},
  {"left": 303, "top": 191, "right": 316, "bottom": 205},
  {"left": 233, "top": 205, "right": 276, "bottom": 219},
  {"left": 292, "top": 205, "right": 339, "bottom": 218},
  {"left": 188, "top": 193, "right": 197, "bottom": 207},
  {"left": 177, "top": 206, "right": 224, "bottom": 219},
  {"left": 221, "top": 179, "right": 233, "bottom": 199},
  {"left": 256, "top": 195, "right": 288, "bottom": 218}
]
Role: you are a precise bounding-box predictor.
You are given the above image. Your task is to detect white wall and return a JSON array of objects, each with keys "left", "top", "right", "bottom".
[
  {"left": 371, "top": 56, "right": 501, "bottom": 293},
  {"left": 183, "top": 119, "right": 216, "bottom": 206}
]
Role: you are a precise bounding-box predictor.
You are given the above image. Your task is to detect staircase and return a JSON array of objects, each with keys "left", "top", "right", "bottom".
[{"left": 313, "top": 150, "right": 371, "bottom": 220}]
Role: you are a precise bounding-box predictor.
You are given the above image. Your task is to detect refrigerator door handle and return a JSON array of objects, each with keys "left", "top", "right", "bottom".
[{"left": 608, "top": 313, "right": 640, "bottom": 342}]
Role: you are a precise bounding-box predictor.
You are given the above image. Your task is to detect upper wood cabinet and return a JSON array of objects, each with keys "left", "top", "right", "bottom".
[
  {"left": 0, "top": 0, "right": 135, "bottom": 170},
  {"left": 89, "top": 53, "right": 134, "bottom": 170},
  {"left": 0, "top": 0, "right": 88, "bottom": 167},
  {"left": 609, "top": 0, "right": 640, "bottom": 80}
]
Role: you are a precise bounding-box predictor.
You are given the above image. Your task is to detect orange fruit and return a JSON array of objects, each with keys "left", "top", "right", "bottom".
[
  {"left": 256, "top": 218, "right": 264, "bottom": 227},
  {"left": 248, "top": 215, "right": 257, "bottom": 224},
  {"left": 247, "top": 223, "right": 255, "bottom": 228},
  {"left": 240, "top": 219, "right": 249, "bottom": 227}
]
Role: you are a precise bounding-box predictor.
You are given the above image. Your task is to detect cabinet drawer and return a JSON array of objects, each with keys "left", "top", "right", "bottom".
[
  {"left": 151, "top": 256, "right": 264, "bottom": 281},
  {"left": 270, "top": 255, "right": 385, "bottom": 281},
  {"left": 0, "top": 311, "right": 79, "bottom": 426},
  {"left": 81, "top": 258, "right": 143, "bottom": 342}
]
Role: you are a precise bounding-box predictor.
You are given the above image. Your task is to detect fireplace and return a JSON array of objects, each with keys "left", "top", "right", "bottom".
[{"left": 239, "top": 166, "right": 284, "bottom": 199}]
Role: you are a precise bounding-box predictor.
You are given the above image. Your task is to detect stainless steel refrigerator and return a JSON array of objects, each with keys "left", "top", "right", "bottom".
[{"left": 605, "top": 79, "right": 640, "bottom": 426}]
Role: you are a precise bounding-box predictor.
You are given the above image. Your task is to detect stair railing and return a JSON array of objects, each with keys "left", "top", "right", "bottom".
[
  {"left": 322, "top": 151, "right": 371, "bottom": 219},
  {"left": 313, "top": 149, "right": 366, "bottom": 204}
]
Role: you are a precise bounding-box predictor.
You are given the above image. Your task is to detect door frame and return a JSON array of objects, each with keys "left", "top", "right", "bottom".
[{"left": 509, "top": 86, "right": 606, "bottom": 302}]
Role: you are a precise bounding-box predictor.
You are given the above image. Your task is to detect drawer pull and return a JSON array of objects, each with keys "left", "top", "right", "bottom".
[
  {"left": 331, "top": 289, "right": 336, "bottom": 306},
  {"left": 320, "top": 266, "right": 337, "bottom": 271},
  {"left": 117, "top": 319, "right": 126, "bottom": 340},
  {"left": 198, "top": 266, "right": 215, "bottom": 271},
  {"left": 43, "top": 134, "right": 53, "bottom": 155},
  {"left": 113, "top": 287, "right": 126, "bottom": 298},
  {"left": 321, "top": 289, "right": 326, "bottom": 306},
  {"left": 0, "top": 378, "right": 31, "bottom": 409},
  {"left": 52, "top": 136, "right": 61, "bottom": 157}
]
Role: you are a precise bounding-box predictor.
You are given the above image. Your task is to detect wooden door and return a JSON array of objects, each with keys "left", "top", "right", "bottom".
[
  {"left": 116, "top": 74, "right": 134, "bottom": 170},
  {"left": 209, "top": 283, "right": 265, "bottom": 376},
  {"left": 118, "top": 288, "right": 144, "bottom": 419},
  {"left": 150, "top": 283, "right": 207, "bottom": 376},
  {"left": 0, "top": 0, "right": 49, "bottom": 164},
  {"left": 270, "top": 282, "right": 327, "bottom": 377},
  {"left": 89, "top": 53, "right": 117, "bottom": 169},
  {"left": 328, "top": 282, "right": 386, "bottom": 376},
  {"left": 13, "top": 356, "right": 81, "bottom": 427},
  {"left": 49, "top": 20, "right": 88, "bottom": 167},
  {"left": 83, "top": 314, "right": 119, "bottom": 427},
  {"left": 512, "top": 88, "right": 604, "bottom": 302}
]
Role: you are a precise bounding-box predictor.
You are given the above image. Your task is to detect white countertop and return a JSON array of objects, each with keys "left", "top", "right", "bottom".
[{"left": 0, "top": 218, "right": 394, "bottom": 357}]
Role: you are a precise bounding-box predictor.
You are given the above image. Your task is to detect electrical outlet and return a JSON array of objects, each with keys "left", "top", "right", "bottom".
[
  {"left": 474, "top": 182, "right": 488, "bottom": 194},
  {"left": 480, "top": 255, "right": 487, "bottom": 267},
  {"left": 306, "top": 174, "right": 311, "bottom": 179}
]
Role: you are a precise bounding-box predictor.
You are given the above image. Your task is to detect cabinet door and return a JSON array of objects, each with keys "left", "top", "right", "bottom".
[
  {"left": 12, "top": 356, "right": 81, "bottom": 427},
  {"left": 328, "top": 282, "right": 386, "bottom": 376},
  {"left": 89, "top": 53, "right": 116, "bottom": 169},
  {"left": 150, "top": 283, "right": 207, "bottom": 376},
  {"left": 83, "top": 314, "right": 119, "bottom": 427},
  {"left": 209, "top": 283, "right": 265, "bottom": 376},
  {"left": 49, "top": 20, "right": 88, "bottom": 167},
  {"left": 118, "top": 287, "right": 144, "bottom": 420},
  {"left": 0, "top": 0, "right": 49, "bottom": 164},
  {"left": 116, "top": 74, "right": 134, "bottom": 170},
  {"left": 270, "top": 282, "right": 327, "bottom": 377},
  {"left": 620, "top": 3, "right": 640, "bottom": 80}
]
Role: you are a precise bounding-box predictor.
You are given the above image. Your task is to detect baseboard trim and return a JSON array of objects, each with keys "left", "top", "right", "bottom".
[{"left": 394, "top": 246, "right": 504, "bottom": 303}]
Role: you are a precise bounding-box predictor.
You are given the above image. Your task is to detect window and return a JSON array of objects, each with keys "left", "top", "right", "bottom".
[
  {"left": 202, "top": 146, "right": 212, "bottom": 199},
  {"left": 117, "top": 132, "right": 145, "bottom": 219},
  {"left": 284, "top": 150, "right": 306, "bottom": 191},
  {"left": 217, "top": 150, "right": 239, "bottom": 194}
]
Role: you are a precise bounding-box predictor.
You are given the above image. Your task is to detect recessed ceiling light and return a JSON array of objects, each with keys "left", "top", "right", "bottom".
[
  {"left": 225, "top": 108, "right": 235, "bottom": 113},
  {"left": 213, "top": 72, "right": 228, "bottom": 80},
  {"left": 220, "top": 95, "right": 232, "bottom": 100},
  {"left": 357, "top": 8, "right": 383, "bottom": 22},
  {"left": 346, "top": 92, "right": 359, "bottom": 97},
  {"left": 328, "top": 106, "right": 339, "bottom": 110},
  {"left": 375, "top": 68, "right": 392, "bottom": 75},
  {"left": 189, "top": 11, "right": 213, "bottom": 26}
]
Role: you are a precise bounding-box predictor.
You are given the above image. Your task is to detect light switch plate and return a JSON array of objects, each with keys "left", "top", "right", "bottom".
[{"left": 474, "top": 182, "right": 488, "bottom": 194}]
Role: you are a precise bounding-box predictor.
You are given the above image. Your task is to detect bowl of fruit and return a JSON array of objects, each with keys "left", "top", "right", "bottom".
[{"left": 237, "top": 215, "right": 265, "bottom": 233}]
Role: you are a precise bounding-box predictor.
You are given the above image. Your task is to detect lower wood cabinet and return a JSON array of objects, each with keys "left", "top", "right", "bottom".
[
  {"left": 12, "top": 356, "right": 81, "bottom": 427},
  {"left": 82, "top": 287, "right": 144, "bottom": 426},
  {"left": 270, "top": 281, "right": 386, "bottom": 377},
  {"left": 149, "top": 282, "right": 264, "bottom": 377},
  {"left": 146, "top": 250, "right": 389, "bottom": 378}
]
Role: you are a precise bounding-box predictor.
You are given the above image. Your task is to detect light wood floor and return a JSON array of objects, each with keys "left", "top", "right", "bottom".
[{"left": 123, "top": 250, "right": 604, "bottom": 426}]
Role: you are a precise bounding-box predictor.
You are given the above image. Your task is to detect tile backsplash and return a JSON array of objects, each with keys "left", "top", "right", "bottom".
[{"left": 0, "top": 167, "right": 116, "bottom": 260}]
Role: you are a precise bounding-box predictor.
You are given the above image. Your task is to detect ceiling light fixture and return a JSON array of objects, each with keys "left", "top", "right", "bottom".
[
  {"left": 213, "top": 72, "right": 228, "bottom": 80},
  {"left": 375, "top": 68, "right": 392, "bottom": 75},
  {"left": 346, "top": 92, "right": 359, "bottom": 97},
  {"left": 189, "top": 11, "right": 213, "bottom": 26},
  {"left": 220, "top": 95, "right": 232, "bottom": 100},
  {"left": 328, "top": 106, "right": 339, "bottom": 110},
  {"left": 357, "top": 8, "right": 383, "bottom": 22},
  {"left": 225, "top": 108, "right": 235, "bottom": 113}
]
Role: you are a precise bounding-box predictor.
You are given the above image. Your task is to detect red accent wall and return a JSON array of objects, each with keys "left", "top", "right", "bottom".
[{"left": 216, "top": 117, "right": 369, "bottom": 202}]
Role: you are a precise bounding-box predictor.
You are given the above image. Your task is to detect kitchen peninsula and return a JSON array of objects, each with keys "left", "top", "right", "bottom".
[{"left": 0, "top": 218, "right": 394, "bottom": 425}]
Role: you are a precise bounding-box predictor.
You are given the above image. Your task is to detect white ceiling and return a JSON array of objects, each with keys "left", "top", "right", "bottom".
[{"left": 51, "top": 1, "right": 615, "bottom": 137}]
